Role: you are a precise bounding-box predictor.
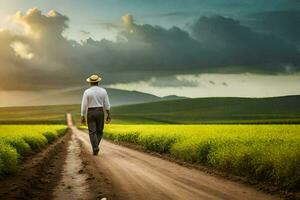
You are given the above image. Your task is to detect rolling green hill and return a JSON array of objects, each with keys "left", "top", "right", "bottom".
[
  {"left": 112, "top": 95, "right": 300, "bottom": 124},
  {"left": 26, "top": 88, "right": 185, "bottom": 107},
  {"left": 0, "top": 95, "right": 300, "bottom": 124}
]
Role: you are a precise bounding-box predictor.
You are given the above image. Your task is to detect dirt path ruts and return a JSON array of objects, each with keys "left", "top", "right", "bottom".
[
  {"left": 52, "top": 113, "right": 109, "bottom": 200},
  {"left": 0, "top": 129, "right": 71, "bottom": 200},
  {"left": 71, "top": 123, "right": 281, "bottom": 199}
]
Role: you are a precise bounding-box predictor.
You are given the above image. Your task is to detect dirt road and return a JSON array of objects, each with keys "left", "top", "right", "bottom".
[
  {"left": 69, "top": 117, "right": 280, "bottom": 200},
  {"left": 0, "top": 114, "right": 282, "bottom": 200}
]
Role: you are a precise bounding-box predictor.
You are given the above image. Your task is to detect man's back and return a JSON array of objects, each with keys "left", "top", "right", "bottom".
[
  {"left": 84, "top": 86, "right": 108, "bottom": 107},
  {"left": 81, "top": 86, "right": 110, "bottom": 117}
]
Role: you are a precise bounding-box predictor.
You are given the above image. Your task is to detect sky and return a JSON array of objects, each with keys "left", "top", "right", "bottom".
[{"left": 0, "top": 0, "right": 300, "bottom": 106}]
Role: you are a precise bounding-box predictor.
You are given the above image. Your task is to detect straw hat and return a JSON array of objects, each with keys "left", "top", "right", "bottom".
[{"left": 86, "top": 74, "right": 102, "bottom": 83}]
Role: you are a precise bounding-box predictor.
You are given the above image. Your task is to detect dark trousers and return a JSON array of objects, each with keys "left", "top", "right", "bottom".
[{"left": 87, "top": 108, "right": 104, "bottom": 151}]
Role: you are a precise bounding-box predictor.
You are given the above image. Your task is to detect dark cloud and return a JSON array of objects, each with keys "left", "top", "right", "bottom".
[
  {"left": 142, "top": 11, "right": 199, "bottom": 19},
  {"left": 246, "top": 10, "right": 300, "bottom": 43},
  {"left": 209, "top": 80, "right": 215, "bottom": 85},
  {"left": 190, "top": 15, "right": 300, "bottom": 72},
  {"left": 222, "top": 82, "right": 228, "bottom": 86},
  {"left": 284, "top": 0, "right": 300, "bottom": 5},
  {"left": 0, "top": 9, "right": 299, "bottom": 91},
  {"left": 95, "top": 20, "right": 122, "bottom": 31}
]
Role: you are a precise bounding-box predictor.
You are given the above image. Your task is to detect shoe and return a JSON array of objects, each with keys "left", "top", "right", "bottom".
[{"left": 93, "top": 148, "right": 99, "bottom": 155}]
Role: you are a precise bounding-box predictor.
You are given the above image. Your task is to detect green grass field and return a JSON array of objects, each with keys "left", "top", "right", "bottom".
[
  {"left": 0, "top": 105, "right": 79, "bottom": 124},
  {"left": 100, "top": 124, "right": 300, "bottom": 190},
  {"left": 1, "top": 95, "right": 300, "bottom": 124},
  {"left": 0, "top": 125, "right": 67, "bottom": 177},
  {"left": 112, "top": 95, "right": 300, "bottom": 124}
]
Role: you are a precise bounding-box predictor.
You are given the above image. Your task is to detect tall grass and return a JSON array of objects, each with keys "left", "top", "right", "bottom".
[
  {"left": 0, "top": 125, "right": 67, "bottom": 177},
  {"left": 103, "top": 124, "right": 300, "bottom": 190}
]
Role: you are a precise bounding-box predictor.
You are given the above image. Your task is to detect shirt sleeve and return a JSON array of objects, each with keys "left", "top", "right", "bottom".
[
  {"left": 81, "top": 91, "right": 88, "bottom": 116},
  {"left": 104, "top": 91, "right": 111, "bottom": 110}
]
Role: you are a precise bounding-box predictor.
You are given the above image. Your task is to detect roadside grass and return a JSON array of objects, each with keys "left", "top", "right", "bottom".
[
  {"left": 0, "top": 125, "right": 67, "bottom": 178},
  {"left": 99, "top": 124, "right": 300, "bottom": 191}
]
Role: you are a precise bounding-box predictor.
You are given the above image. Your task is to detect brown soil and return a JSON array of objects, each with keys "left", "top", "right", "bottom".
[
  {"left": 52, "top": 126, "right": 116, "bottom": 200},
  {"left": 77, "top": 129, "right": 119, "bottom": 200},
  {"left": 0, "top": 129, "right": 71, "bottom": 200}
]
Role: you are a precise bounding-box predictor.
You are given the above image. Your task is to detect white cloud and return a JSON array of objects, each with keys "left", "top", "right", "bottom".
[{"left": 10, "top": 41, "right": 34, "bottom": 60}]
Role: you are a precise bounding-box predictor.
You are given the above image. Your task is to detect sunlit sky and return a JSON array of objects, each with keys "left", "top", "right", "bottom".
[{"left": 0, "top": 0, "right": 300, "bottom": 106}]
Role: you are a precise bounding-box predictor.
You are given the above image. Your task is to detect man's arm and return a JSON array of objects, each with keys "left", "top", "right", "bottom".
[
  {"left": 104, "top": 91, "right": 111, "bottom": 123},
  {"left": 106, "top": 109, "right": 111, "bottom": 123},
  {"left": 81, "top": 91, "right": 88, "bottom": 124}
]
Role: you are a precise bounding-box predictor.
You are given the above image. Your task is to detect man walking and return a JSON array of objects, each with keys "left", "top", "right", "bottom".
[{"left": 81, "top": 74, "right": 111, "bottom": 155}]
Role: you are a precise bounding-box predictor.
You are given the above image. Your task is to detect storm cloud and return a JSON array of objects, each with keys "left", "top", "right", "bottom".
[
  {"left": 246, "top": 10, "right": 300, "bottom": 43},
  {"left": 190, "top": 15, "right": 299, "bottom": 72},
  {"left": 0, "top": 8, "right": 299, "bottom": 91}
]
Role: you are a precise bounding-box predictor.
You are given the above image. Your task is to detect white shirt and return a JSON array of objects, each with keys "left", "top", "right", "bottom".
[{"left": 81, "top": 86, "right": 111, "bottom": 116}]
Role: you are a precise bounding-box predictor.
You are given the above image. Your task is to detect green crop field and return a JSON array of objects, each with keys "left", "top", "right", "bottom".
[
  {"left": 0, "top": 125, "right": 67, "bottom": 178},
  {"left": 99, "top": 124, "right": 300, "bottom": 190}
]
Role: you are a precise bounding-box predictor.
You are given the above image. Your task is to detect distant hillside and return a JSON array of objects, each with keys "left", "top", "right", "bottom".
[
  {"left": 1, "top": 95, "right": 300, "bottom": 124},
  {"left": 111, "top": 95, "right": 300, "bottom": 124},
  {"left": 161, "top": 95, "right": 186, "bottom": 101},
  {"left": 28, "top": 88, "right": 185, "bottom": 106}
]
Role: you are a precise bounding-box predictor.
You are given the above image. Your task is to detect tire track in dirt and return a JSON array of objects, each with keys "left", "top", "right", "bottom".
[
  {"left": 53, "top": 132, "right": 90, "bottom": 200},
  {"left": 52, "top": 113, "right": 111, "bottom": 200}
]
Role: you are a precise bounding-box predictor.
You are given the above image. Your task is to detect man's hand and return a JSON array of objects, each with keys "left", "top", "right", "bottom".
[
  {"left": 81, "top": 116, "right": 86, "bottom": 125},
  {"left": 106, "top": 115, "right": 111, "bottom": 124}
]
